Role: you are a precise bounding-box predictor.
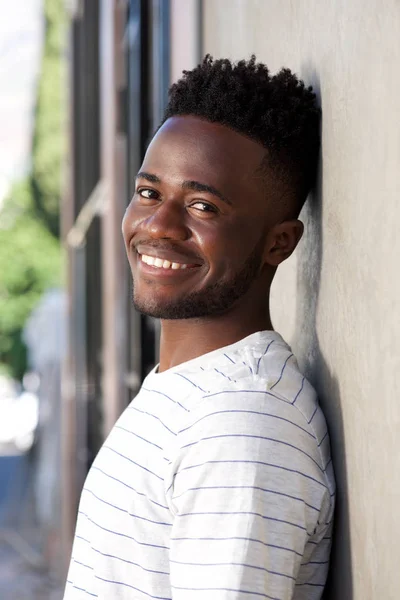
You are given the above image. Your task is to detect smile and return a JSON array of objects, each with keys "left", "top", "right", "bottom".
[{"left": 139, "top": 253, "right": 193, "bottom": 270}]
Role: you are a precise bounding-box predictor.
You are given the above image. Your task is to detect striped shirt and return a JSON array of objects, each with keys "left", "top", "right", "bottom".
[{"left": 64, "top": 330, "right": 335, "bottom": 600}]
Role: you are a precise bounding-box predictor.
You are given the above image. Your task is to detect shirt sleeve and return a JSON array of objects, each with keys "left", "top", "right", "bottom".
[{"left": 165, "top": 391, "right": 328, "bottom": 600}]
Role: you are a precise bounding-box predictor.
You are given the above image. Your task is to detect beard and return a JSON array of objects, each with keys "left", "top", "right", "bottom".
[{"left": 132, "top": 240, "right": 264, "bottom": 320}]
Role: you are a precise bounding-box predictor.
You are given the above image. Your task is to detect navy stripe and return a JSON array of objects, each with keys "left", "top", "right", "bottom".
[
  {"left": 93, "top": 547, "right": 169, "bottom": 575},
  {"left": 126, "top": 511, "right": 171, "bottom": 527},
  {"left": 91, "top": 466, "right": 169, "bottom": 510},
  {"left": 243, "top": 361, "right": 253, "bottom": 375},
  {"left": 175, "top": 372, "right": 207, "bottom": 393},
  {"left": 178, "top": 409, "right": 315, "bottom": 438},
  {"left": 142, "top": 387, "right": 189, "bottom": 412},
  {"left": 172, "top": 485, "right": 319, "bottom": 512},
  {"left": 73, "top": 558, "right": 93, "bottom": 570},
  {"left": 324, "top": 458, "right": 332, "bottom": 471},
  {"left": 308, "top": 406, "right": 318, "bottom": 424},
  {"left": 114, "top": 425, "right": 163, "bottom": 450},
  {"left": 70, "top": 583, "right": 97, "bottom": 597},
  {"left": 224, "top": 353, "right": 236, "bottom": 364},
  {"left": 82, "top": 487, "right": 128, "bottom": 513},
  {"left": 95, "top": 575, "right": 171, "bottom": 599},
  {"left": 301, "top": 559, "right": 329, "bottom": 566},
  {"left": 292, "top": 377, "right": 305, "bottom": 404},
  {"left": 83, "top": 488, "right": 172, "bottom": 526},
  {"left": 256, "top": 340, "right": 275, "bottom": 374},
  {"left": 203, "top": 388, "right": 292, "bottom": 406},
  {"left": 76, "top": 534, "right": 91, "bottom": 544},
  {"left": 214, "top": 368, "right": 236, "bottom": 383},
  {"left": 175, "top": 459, "right": 327, "bottom": 490},
  {"left": 270, "top": 353, "right": 294, "bottom": 390},
  {"left": 295, "top": 582, "right": 324, "bottom": 587},
  {"left": 171, "top": 585, "right": 280, "bottom": 599},
  {"left": 129, "top": 406, "right": 177, "bottom": 435},
  {"left": 170, "top": 559, "right": 294, "bottom": 581},
  {"left": 78, "top": 511, "right": 169, "bottom": 550},
  {"left": 103, "top": 446, "right": 164, "bottom": 480},
  {"left": 177, "top": 510, "right": 307, "bottom": 532},
  {"left": 308, "top": 536, "right": 332, "bottom": 546},
  {"left": 318, "top": 430, "right": 328, "bottom": 447},
  {"left": 170, "top": 535, "right": 303, "bottom": 557},
  {"left": 180, "top": 433, "right": 323, "bottom": 474}
]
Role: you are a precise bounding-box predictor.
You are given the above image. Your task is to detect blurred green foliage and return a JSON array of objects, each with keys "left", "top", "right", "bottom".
[
  {"left": 31, "top": 0, "right": 65, "bottom": 238},
  {"left": 0, "top": 0, "right": 65, "bottom": 380}
]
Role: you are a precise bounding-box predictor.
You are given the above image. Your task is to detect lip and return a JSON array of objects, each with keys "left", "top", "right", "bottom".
[{"left": 135, "top": 243, "right": 203, "bottom": 267}]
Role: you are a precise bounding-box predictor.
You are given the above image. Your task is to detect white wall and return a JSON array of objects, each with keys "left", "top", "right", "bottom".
[
  {"left": 170, "top": 0, "right": 201, "bottom": 84},
  {"left": 203, "top": 1, "right": 400, "bottom": 598}
]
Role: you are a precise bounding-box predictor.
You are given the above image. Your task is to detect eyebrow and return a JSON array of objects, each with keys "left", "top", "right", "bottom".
[
  {"left": 136, "top": 171, "right": 161, "bottom": 184},
  {"left": 135, "top": 171, "right": 232, "bottom": 206}
]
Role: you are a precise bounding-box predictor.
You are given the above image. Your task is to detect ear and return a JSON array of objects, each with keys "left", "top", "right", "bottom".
[{"left": 263, "top": 220, "right": 304, "bottom": 267}]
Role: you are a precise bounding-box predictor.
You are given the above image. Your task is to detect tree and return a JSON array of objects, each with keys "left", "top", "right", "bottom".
[
  {"left": 31, "top": 0, "right": 66, "bottom": 239},
  {"left": 0, "top": 0, "right": 65, "bottom": 380}
]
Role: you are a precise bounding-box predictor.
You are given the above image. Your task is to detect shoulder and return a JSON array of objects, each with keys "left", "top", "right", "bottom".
[
  {"left": 177, "top": 380, "right": 321, "bottom": 469},
  {"left": 177, "top": 336, "right": 333, "bottom": 478},
  {"left": 178, "top": 333, "right": 321, "bottom": 438},
  {"left": 165, "top": 334, "right": 335, "bottom": 523},
  {"left": 168, "top": 372, "right": 334, "bottom": 530}
]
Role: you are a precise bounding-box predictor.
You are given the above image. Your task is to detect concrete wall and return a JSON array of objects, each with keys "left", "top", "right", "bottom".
[{"left": 202, "top": 1, "right": 400, "bottom": 598}]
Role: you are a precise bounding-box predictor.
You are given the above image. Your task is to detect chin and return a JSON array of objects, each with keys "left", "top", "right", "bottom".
[
  {"left": 132, "top": 283, "right": 198, "bottom": 319},
  {"left": 133, "top": 292, "right": 182, "bottom": 319},
  {"left": 132, "top": 289, "right": 235, "bottom": 320},
  {"left": 133, "top": 303, "right": 186, "bottom": 320}
]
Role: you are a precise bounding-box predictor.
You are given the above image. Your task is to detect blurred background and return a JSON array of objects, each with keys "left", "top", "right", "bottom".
[
  {"left": 0, "top": 0, "right": 65, "bottom": 597},
  {"left": 1, "top": 1, "right": 399, "bottom": 599}
]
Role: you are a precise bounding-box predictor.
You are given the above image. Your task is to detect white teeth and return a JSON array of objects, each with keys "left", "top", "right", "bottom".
[{"left": 140, "top": 254, "right": 190, "bottom": 270}]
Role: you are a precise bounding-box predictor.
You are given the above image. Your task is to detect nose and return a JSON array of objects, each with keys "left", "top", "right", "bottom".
[{"left": 143, "top": 200, "right": 190, "bottom": 241}]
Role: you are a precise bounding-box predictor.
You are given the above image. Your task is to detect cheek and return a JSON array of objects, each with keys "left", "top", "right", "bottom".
[
  {"left": 196, "top": 221, "right": 256, "bottom": 272},
  {"left": 122, "top": 201, "right": 145, "bottom": 243}
]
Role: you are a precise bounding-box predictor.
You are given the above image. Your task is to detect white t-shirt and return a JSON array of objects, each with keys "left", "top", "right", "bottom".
[{"left": 64, "top": 330, "right": 335, "bottom": 600}]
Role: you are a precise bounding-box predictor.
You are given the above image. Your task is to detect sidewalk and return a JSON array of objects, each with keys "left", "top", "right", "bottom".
[
  {"left": 0, "top": 450, "right": 63, "bottom": 599},
  {"left": 0, "top": 532, "right": 63, "bottom": 600}
]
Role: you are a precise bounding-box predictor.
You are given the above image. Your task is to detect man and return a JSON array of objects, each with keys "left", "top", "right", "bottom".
[{"left": 65, "top": 56, "right": 335, "bottom": 600}]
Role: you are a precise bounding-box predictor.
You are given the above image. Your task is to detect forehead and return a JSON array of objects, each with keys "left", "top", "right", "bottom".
[{"left": 141, "top": 116, "right": 266, "bottom": 195}]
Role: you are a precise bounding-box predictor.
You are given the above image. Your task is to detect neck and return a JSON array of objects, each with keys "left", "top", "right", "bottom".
[{"left": 158, "top": 291, "right": 273, "bottom": 372}]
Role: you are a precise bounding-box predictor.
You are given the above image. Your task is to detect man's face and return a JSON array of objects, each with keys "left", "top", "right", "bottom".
[{"left": 122, "top": 116, "right": 276, "bottom": 319}]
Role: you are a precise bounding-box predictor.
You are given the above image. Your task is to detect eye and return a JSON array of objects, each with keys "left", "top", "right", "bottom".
[
  {"left": 137, "top": 188, "right": 159, "bottom": 200},
  {"left": 189, "top": 201, "right": 218, "bottom": 214}
]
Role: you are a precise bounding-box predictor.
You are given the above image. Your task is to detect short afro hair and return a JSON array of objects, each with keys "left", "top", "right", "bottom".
[{"left": 163, "top": 55, "right": 321, "bottom": 212}]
